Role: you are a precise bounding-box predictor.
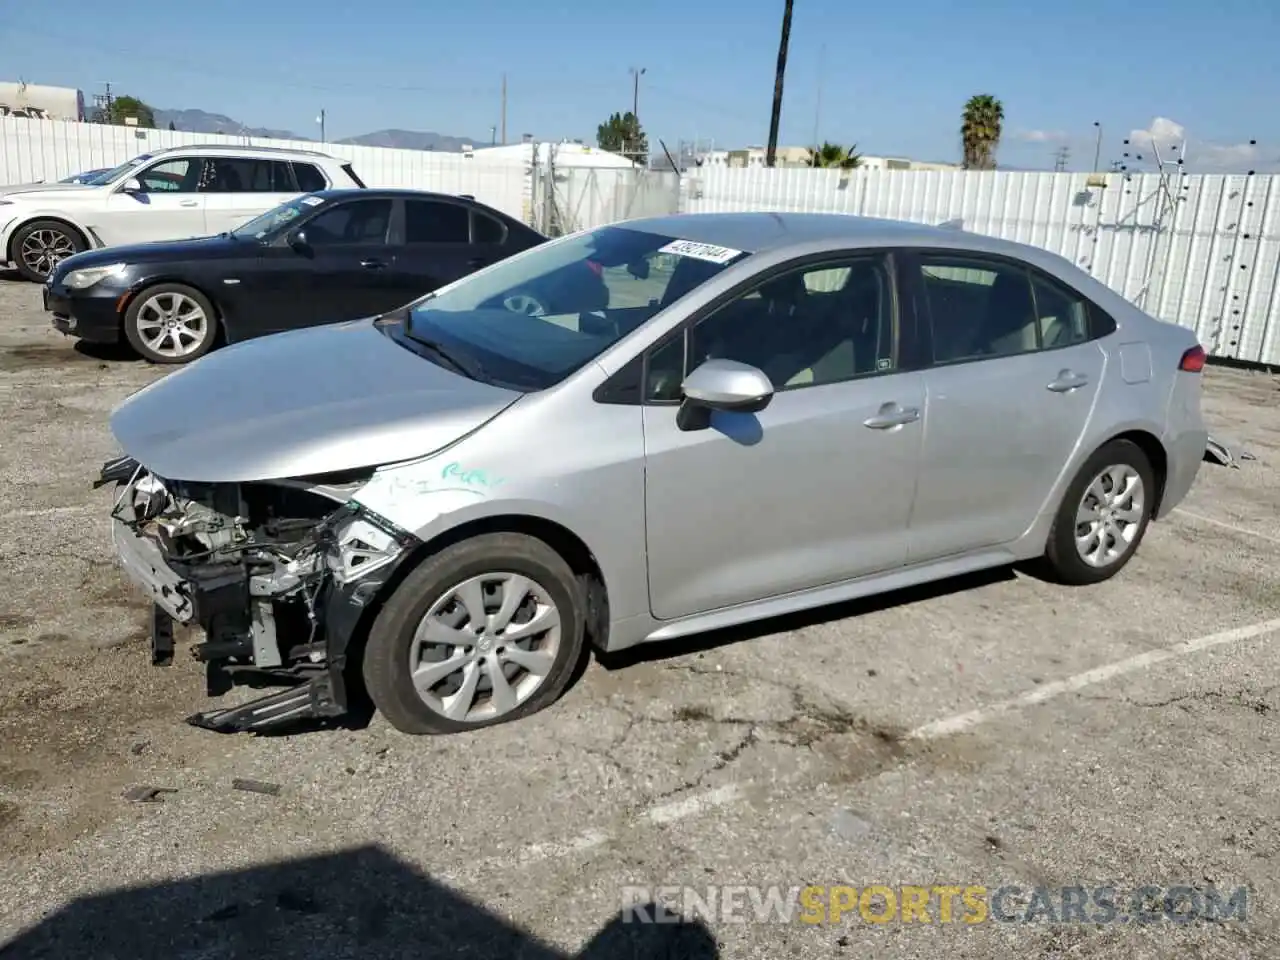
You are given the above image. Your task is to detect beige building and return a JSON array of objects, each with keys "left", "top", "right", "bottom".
[{"left": 694, "top": 146, "right": 959, "bottom": 171}]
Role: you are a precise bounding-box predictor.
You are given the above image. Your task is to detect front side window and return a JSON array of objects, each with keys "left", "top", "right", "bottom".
[
  {"left": 393, "top": 226, "right": 750, "bottom": 391},
  {"left": 230, "top": 195, "right": 320, "bottom": 240},
  {"left": 135, "top": 158, "right": 198, "bottom": 193},
  {"left": 405, "top": 200, "right": 470, "bottom": 244},
  {"left": 301, "top": 199, "right": 393, "bottom": 246},
  {"left": 918, "top": 255, "right": 1039, "bottom": 363},
  {"left": 645, "top": 255, "right": 897, "bottom": 401}
]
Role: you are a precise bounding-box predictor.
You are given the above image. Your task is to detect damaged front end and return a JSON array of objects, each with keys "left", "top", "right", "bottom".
[{"left": 96, "top": 455, "right": 418, "bottom": 733}]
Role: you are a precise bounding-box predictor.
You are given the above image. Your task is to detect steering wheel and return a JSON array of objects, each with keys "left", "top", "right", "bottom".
[{"left": 502, "top": 291, "right": 548, "bottom": 317}]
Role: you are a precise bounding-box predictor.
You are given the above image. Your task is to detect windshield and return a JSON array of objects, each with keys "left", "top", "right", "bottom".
[
  {"left": 397, "top": 225, "right": 749, "bottom": 391},
  {"left": 230, "top": 195, "right": 321, "bottom": 239},
  {"left": 90, "top": 154, "right": 155, "bottom": 186}
]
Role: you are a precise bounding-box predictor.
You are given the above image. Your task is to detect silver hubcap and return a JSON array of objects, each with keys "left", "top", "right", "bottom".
[
  {"left": 20, "top": 229, "right": 75, "bottom": 276},
  {"left": 135, "top": 292, "right": 209, "bottom": 358},
  {"left": 409, "top": 572, "right": 561, "bottom": 723},
  {"left": 503, "top": 293, "right": 546, "bottom": 317},
  {"left": 1075, "top": 464, "right": 1145, "bottom": 568}
]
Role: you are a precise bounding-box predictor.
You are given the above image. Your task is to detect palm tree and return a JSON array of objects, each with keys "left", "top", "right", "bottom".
[
  {"left": 961, "top": 94, "right": 1004, "bottom": 170},
  {"left": 807, "top": 141, "right": 862, "bottom": 169},
  {"left": 765, "top": 0, "right": 794, "bottom": 167}
]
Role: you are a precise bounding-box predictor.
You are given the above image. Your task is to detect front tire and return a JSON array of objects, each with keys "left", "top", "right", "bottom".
[
  {"left": 13, "top": 219, "right": 86, "bottom": 282},
  {"left": 1042, "top": 439, "right": 1156, "bottom": 585},
  {"left": 362, "top": 533, "right": 586, "bottom": 735},
  {"left": 123, "top": 283, "right": 218, "bottom": 364}
]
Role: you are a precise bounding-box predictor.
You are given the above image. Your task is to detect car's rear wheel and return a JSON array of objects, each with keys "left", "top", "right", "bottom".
[
  {"left": 362, "top": 533, "right": 586, "bottom": 735},
  {"left": 13, "top": 219, "right": 86, "bottom": 282},
  {"left": 1042, "top": 439, "right": 1156, "bottom": 585},
  {"left": 123, "top": 283, "right": 218, "bottom": 364}
]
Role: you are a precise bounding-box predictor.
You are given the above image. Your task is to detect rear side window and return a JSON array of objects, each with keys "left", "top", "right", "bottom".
[
  {"left": 405, "top": 200, "right": 470, "bottom": 244},
  {"left": 199, "top": 158, "right": 292, "bottom": 193},
  {"left": 473, "top": 212, "right": 506, "bottom": 244},
  {"left": 1029, "top": 272, "right": 1090, "bottom": 349},
  {"left": 293, "top": 162, "right": 328, "bottom": 192},
  {"left": 918, "top": 255, "right": 1039, "bottom": 363}
]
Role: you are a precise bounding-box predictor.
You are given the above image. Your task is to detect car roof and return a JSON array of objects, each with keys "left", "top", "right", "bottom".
[
  {"left": 616, "top": 211, "right": 1050, "bottom": 261},
  {"left": 145, "top": 144, "right": 341, "bottom": 161}
]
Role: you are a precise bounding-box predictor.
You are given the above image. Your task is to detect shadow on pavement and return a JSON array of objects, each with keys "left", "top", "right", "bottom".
[{"left": 0, "top": 845, "right": 718, "bottom": 960}]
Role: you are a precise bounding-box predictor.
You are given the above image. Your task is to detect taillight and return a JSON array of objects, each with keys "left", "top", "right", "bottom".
[{"left": 1179, "top": 344, "right": 1207, "bottom": 373}]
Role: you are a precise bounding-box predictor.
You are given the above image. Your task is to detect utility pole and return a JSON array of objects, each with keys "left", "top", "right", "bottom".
[
  {"left": 317, "top": 108, "right": 326, "bottom": 143},
  {"left": 500, "top": 73, "right": 507, "bottom": 145},
  {"left": 1053, "top": 145, "right": 1070, "bottom": 172},
  {"left": 629, "top": 66, "right": 646, "bottom": 162},
  {"left": 765, "top": 0, "right": 794, "bottom": 167},
  {"left": 92, "top": 81, "right": 114, "bottom": 123},
  {"left": 1091, "top": 121, "right": 1102, "bottom": 172}
]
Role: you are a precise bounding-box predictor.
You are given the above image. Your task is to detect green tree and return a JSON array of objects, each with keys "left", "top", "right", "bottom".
[
  {"left": 93, "top": 95, "right": 156, "bottom": 128},
  {"left": 596, "top": 111, "right": 648, "bottom": 164},
  {"left": 806, "top": 141, "right": 862, "bottom": 169},
  {"left": 961, "top": 94, "right": 1003, "bottom": 170}
]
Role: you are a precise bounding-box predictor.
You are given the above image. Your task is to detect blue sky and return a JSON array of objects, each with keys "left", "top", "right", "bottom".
[{"left": 1, "top": 0, "right": 1275, "bottom": 172}]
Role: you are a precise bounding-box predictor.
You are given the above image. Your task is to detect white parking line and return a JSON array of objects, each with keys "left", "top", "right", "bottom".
[
  {"left": 907, "top": 616, "right": 1280, "bottom": 740},
  {"left": 1173, "top": 508, "right": 1280, "bottom": 547},
  {"left": 641, "top": 784, "right": 742, "bottom": 825}
]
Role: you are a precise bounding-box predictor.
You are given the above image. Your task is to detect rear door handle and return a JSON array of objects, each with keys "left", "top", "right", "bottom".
[
  {"left": 179, "top": 199, "right": 198, "bottom": 207},
  {"left": 1047, "top": 369, "right": 1089, "bottom": 392},
  {"left": 863, "top": 403, "right": 921, "bottom": 430},
  {"left": 360, "top": 259, "right": 387, "bottom": 270},
  {"left": 467, "top": 256, "right": 488, "bottom": 268}
]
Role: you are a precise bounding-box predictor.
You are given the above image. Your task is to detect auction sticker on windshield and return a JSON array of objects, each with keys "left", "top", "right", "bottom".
[{"left": 658, "top": 239, "right": 745, "bottom": 265}]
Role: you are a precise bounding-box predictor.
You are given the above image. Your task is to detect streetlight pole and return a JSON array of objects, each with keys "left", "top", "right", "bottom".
[
  {"left": 1092, "top": 121, "right": 1102, "bottom": 172},
  {"left": 317, "top": 109, "right": 326, "bottom": 143},
  {"left": 631, "top": 66, "right": 646, "bottom": 121}
]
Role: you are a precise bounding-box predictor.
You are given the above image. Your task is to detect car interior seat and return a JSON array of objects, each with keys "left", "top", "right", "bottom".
[{"left": 979, "top": 273, "right": 1040, "bottom": 356}]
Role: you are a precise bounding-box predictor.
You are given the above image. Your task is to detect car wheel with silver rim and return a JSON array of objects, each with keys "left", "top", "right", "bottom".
[
  {"left": 122, "top": 283, "right": 219, "bottom": 364},
  {"left": 1042, "top": 438, "right": 1157, "bottom": 585},
  {"left": 362, "top": 532, "right": 587, "bottom": 734},
  {"left": 12, "top": 219, "right": 87, "bottom": 283},
  {"left": 502, "top": 291, "right": 548, "bottom": 317}
]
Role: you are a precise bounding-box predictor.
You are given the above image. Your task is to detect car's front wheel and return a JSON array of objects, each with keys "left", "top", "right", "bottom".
[
  {"left": 1042, "top": 438, "right": 1157, "bottom": 585},
  {"left": 122, "top": 283, "right": 219, "bottom": 364},
  {"left": 362, "top": 533, "right": 586, "bottom": 735},
  {"left": 12, "top": 219, "right": 86, "bottom": 282}
]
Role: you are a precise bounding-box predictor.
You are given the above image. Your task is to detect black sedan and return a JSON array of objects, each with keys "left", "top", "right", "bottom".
[{"left": 43, "top": 189, "right": 551, "bottom": 364}]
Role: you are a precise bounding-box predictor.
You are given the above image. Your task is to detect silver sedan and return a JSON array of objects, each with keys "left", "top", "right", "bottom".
[{"left": 101, "top": 212, "right": 1209, "bottom": 735}]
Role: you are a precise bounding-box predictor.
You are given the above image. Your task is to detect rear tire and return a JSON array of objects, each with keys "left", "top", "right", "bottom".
[
  {"left": 1041, "top": 439, "right": 1156, "bottom": 585},
  {"left": 12, "top": 219, "right": 86, "bottom": 282},
  {"left": 362, "top": 533, "right": 586, "bottom": 735}
]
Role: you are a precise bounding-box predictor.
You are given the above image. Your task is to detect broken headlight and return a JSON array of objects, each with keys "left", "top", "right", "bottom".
[
  {"left": 131, "top": 473, "right": 170, "bottom": 523},
  {"left": 326, "top": 513, "right": 407, "bottom": 583}
]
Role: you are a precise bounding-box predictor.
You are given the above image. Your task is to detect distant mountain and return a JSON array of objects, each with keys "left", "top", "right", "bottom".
[
  {"left": 337, "top": 128, "right": 481, "bottom": 151},
  {"left": 152, "top": 108, "right": 480, "bottom": 152}
]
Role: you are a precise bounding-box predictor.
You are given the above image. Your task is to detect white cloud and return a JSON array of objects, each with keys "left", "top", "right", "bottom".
[
  {"left": 1124, "top": 116, "right": 1273, "bottom": 173},
  {"left": 1015, "top": 129, "right": 1068, "bottom": 143}
]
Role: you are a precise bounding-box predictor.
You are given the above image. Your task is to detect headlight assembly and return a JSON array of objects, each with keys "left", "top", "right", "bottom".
[
  {"left": 64, "top": 262, "right": 128, "bottom": 289},
  {"left": 327, "top": 514, "right": 407, "bottom": 583}
]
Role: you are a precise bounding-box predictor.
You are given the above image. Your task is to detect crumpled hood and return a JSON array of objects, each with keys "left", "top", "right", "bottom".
[{"left": 109, "top": 318, "right": 523, "bottom": 483}]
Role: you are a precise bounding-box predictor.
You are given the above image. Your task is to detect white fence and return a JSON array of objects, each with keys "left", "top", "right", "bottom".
[
  {"left": 0, "top": 116, "right": 531, "bottom": 222},
  {"left": 684, "top": 166, "right": 1280, "bottom": 367},
  {"left": 3, "top": 117, "right": 1278, "bottom": 366}
]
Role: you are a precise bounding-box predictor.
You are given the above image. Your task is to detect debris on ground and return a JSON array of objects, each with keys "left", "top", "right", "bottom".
[
  {"left": 231, "top": 778, "right": 281, "bottom": 796},
  {"left": 122, "top": 786, "right": 177, "bottom": 803}
]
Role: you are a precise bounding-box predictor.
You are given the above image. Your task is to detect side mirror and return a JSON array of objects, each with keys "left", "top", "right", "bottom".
[
  {"left": 676, "top": 358, "right": 774, "bottom": 431},
  {"left": 121, "top": 177, "right": 142, "bottom": 193},
  {"left": 286, "top": 228, "right": 309, "bottom": 251},
  {"left": 626, "top": 259, "right": 651, "bottom": 280}
]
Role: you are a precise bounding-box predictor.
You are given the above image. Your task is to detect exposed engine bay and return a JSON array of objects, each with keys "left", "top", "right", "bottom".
[{"left": 97, "top": 455, "right": 418, "bottom": 732}]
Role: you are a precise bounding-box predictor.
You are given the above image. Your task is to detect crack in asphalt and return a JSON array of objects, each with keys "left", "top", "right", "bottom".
[
  {"left": 567, "top": 660, "right": 908, "bottom": 805},
  {"left": 1086, "top": 684, "right": 1278, "bottom": 716}
]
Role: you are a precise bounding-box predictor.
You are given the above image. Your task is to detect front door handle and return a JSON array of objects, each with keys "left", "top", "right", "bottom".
[
  {"left": 863, "top": 403, "right": 921, "bottom": 430},
  {"left": 360, "top": 259, "right": 387, "bottom": 270},
  {"left": 467, "top": 257, "right": 486, "bottom": 267},
  {"left": 179, "top": 199, "right": 198, "bottom": 207},
  {"left": 1047, "top": 369, "right": 1089, "bottom": 392}
]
